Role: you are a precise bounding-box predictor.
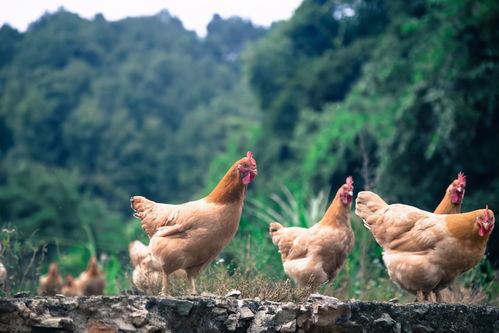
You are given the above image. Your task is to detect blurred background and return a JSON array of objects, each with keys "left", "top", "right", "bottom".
[{"left": 0, "top": 0, "right": 498, "bottom": 301}]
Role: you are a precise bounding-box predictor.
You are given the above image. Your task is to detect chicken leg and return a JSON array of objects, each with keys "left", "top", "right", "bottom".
[{"left": 160, "top": 272, "right": 169, "bottom": 296}]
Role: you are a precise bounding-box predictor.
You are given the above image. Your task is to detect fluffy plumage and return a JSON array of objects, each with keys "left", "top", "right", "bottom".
[
  {"left": 38, "top": 262, "right": 63, "bottom": 296},
  {"left": 131, "top": 152, "right": 257, "bottom": 295},
  {"left": 355, "top": 191, "right": 494, "bottom": 302},
  {"left": 61, "top": 274, "right": 81, "bottom": 296},
  {"left": 269, "top": 177, "right": 355, "bottom": 290},
  {"left": 74, "top": 256, "right": 106, "bottom": 296},
  {"left": 129, "top": 240, "right": 185, "bottom": 294},
  {"left": 0, "top": 262, "right": 6, "bottom": 288}
]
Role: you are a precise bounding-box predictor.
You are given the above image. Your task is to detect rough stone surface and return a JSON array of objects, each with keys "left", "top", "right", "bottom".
[{"left": 0, "top": 295, "right": 496, "bottom": 332}]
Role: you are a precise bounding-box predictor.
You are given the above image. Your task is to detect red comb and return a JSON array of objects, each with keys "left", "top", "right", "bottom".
[
  {"left": 246, "top": 151, "right": 256, "bottom": 164},
  {"left": 458, "top": 171, "right": 466, "bottom": 186},
  {"left": 485, "top": 205, "right": 489, "bottom": 221},
  {"left": 346, "top": 176, "right": 353, "bottom": 186}
]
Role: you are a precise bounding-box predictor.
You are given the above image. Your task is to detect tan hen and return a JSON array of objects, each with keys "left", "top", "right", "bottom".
[
  {"left": 269, "top": 177, "right": 355, "bottom": 291},
  {"left": 355, "top": 191, "right": 494, "bottom": 302},
  {"left": 131, "top": 152, "right": 257, "bottom": 295}
]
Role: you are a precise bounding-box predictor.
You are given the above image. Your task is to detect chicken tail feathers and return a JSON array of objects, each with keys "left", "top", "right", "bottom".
[
  {"left": 131, "top": 196, "right": 163, "bottom": 237},
  {"left": 269, "top": 222, "right": 283, "bottom": 235},
  {"left": 130, "top": 196, "right": 155, "bottom": 218},
  {"left": 355, "top": 191, "right": 388, "bottom": 229}
]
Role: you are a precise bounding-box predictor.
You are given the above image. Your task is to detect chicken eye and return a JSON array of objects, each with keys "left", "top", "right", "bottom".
[{"left": 242, "top": 163, "right": 249, "bottom": 168}]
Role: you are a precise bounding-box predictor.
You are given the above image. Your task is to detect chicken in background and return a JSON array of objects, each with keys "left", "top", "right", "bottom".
[
  {"left": 61, "top": 274, "right": 81, "bottom": 296},
  {"left": 131, "top": 151, "right": 257, "bottom": 295},
  {"left": 38, "top": 262, "right": 63, "bottom": 296},
  {"left": 269, "top": 177, "right": 355, "bottom": 291},
  {"left": 355, "top": 191, "right": 494, "bottom": 302},
  {"left": 75, "top": 256, "right": 106, "bottom": 296},
  {"left": 434, "top": 172, "right": 466, "bottom": 214},
  {"left": 0, "top": 262, "right": 6, "bottom": 290}
]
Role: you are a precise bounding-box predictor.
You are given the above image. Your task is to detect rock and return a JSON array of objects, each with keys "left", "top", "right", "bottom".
[
  {"left": 130, "top": 308, "right": 148, "bottom": 327},
  {"left": 224, "top": 313, "right": 239, "bottom": 331},
  {"left": 13, "top": 291, "right": 30, "bottom": 298},
  {"left": 225, "top": 290, "right": 241, "bottom": 298},
  {"left": 249, "top": 310, "right": 276, "bottom": 333},
  {"left": 389, "top": 298, "right": 399, "bottom": 303},
  {"left": 240, "top": 306, "right": 255, "bottom": 320},
  {"left": 412, "top": 324, "right": 434, "bottom": 333},
  {"left": 212, "top": 307, "right": 228, "bottom": 318},
  {"left": 374, "top": 313, "right": 397, "bottom": 330},
  {"left": 175, "top": 300, "right": 193, "bottom": 316},
  {"left": 281, "top": 320, "right": 297, "bottom": 332},
  {"left": 494, "top": 320, "right": 499, "bottom": 333},
  {"left": 275, "top": 307, "right": 296, "bottom": 326},
  {"left": 33, "top": 316, "right": 73, "bottom": 329}
]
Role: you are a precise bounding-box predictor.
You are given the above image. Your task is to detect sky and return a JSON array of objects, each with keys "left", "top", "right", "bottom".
[{"left": 0, "top": 0, "right": 303, "bottom": 36}]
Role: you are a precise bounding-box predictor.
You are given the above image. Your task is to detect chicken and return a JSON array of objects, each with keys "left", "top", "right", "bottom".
[
  {"left": 129, "top": 240, "right": 150, "bottom": 268},
  {"left": 38, "top": 262, "right": 63, "bottom": 296},
  {"left": 269, "top": 177, "right": 355, "bottom": 290},
  {"left": 129, "top": 240, "right": 187, "bottom": 294},
  {"left": 75, "top": 256, "right": 106, "bottom": 296},
  {"left": 131, "top": 151, "right": 257, "bottom": 295},
  {"left": 434, "top": 172, "right": 466, "bottom": 214},
  {"left": 128, "top": 240, "right": 165, "bottom": 294},
  {"left": 61, "top": 274, "right": 81, "bottom": 296},
  {"left": 355, "top": 191, "right": 494, "bottom": 302},
  {"left": 0, "top": 262, "right": 6, "bottom": 289}
]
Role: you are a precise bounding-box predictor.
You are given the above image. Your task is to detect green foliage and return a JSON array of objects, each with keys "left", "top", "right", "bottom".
[{"left": 0, "top": 228, "right": 47, "bottom": 294}]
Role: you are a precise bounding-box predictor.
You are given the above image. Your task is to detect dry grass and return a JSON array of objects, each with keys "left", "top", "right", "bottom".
[
  {"left": 167, "top": 267, "right": 312, "bottom": 302},
  {"left": 439, "top": 282, "right": 489, "bottom": 305}
]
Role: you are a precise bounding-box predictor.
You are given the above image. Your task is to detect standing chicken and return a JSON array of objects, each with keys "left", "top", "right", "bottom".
[
  {"left": 129, "top": 240, "right": 170, "bottom": 295},
  {"left": 269, "top": 177, "right": 355, "bottom": 290},
  {"left": 0, "top": 262, "right": 6, "bottom": 289},
  {"left": 38, "top": 262, "right": 63, "bottom": 296},
  {"left": 61, "top": 274, "right": 81, "bottom": 296},
  {"left": 434, "top": 172, "right": 466, "bottom": 214},
  {"left": 131, "top": 151, "right": 257, "bottom": 295},
  {"left": 355, "top": 191, "right": 494, "bottom": 302},
  {"left": 75, "top": 256, "right": 106, "bottom": 296}
]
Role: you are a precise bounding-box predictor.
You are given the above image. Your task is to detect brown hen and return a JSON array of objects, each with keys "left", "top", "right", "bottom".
[
  {"left": 131, "top": 152, "right": 257, "bottom": 295},
  {"left": 269, "top": 177, "right": 355, "bottom": 290},
  {"left": 355, "top": 191, "right": 494, "bottom": 302}
]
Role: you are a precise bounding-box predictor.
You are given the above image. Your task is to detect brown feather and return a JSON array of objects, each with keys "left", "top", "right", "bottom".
[
  {"left": 205, "top": 161, "right": 247, "bottom": 204},
  {"left": 434, "top": 180, "right": 462, "bottom": 214}
]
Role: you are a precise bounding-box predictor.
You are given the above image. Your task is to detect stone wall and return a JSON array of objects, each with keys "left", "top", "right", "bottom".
[{"left": 0, "top": 293, "right": 497, "bottom": 332}]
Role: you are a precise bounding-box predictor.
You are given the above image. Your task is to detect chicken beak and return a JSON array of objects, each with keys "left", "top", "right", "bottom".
[{"left": 348, "top": 191, "right": 353, "bottom": 196}]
